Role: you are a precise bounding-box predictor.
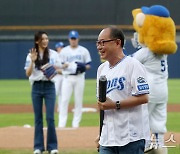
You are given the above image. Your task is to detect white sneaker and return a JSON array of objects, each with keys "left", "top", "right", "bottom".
[
  {"left": 33, "top": 149, "right": 42, "bottom": 154},
  {"left": 72, "top": 124, "right": 79, "bottom": 128},
  {"left": 72, "top": 123, "right": 79, "bottom": 128},
  {"left": 144, "top": 146, "right": 154, "bottom": 153},
  {"left": 50, "top": 149, "right": 59, "bottom": 154}
]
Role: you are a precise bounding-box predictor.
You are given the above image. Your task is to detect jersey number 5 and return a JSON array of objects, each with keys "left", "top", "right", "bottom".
[{"left": 161, "top": 60, "right": 166, "bottom": 72}]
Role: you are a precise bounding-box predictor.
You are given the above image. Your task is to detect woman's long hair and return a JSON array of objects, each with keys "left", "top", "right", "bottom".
[{"left": 34, "top": 31, "right": 49, "bottom": 69}]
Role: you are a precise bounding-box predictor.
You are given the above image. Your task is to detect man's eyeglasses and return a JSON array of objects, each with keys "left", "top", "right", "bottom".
[{"left": 96, "top": 39, "right": 116, "bottom": 47}]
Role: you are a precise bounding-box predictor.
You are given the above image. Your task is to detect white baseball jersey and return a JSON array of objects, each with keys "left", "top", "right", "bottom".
[
  {"left": 54, "top": 51, "right": 64, "bottom": 95},
  {"left": 24, "top": 49, "right": 61, "bottom": 85},
  {"left": 132, "top": 47, "right": 168, "bottom": 104},
  {"left": 97, "top": 56, "right": 150, "bottom": 146},
  {"left": 60, "top": 45, "right": 92, "bottom": 75}
]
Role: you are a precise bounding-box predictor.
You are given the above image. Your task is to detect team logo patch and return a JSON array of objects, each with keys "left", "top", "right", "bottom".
[
  {"left": 137, "top": 77, "right": 146, "bottom": 84},
  {"left": 137, "top": 77, "right": 149, "bottom": 91}
]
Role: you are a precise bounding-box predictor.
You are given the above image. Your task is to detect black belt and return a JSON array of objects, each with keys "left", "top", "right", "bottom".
[
  {"left": 34, "top": 80, "right": 52, "bottom": 83},
  {"left": 69, "top": 72, "right": 83, "bottom": 75},
  {"left": 69, "top": 74, "right": 77, "bottom": 75}
]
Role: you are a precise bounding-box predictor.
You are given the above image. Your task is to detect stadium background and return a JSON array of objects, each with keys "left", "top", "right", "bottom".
[
  {"left": 0, "top": 1, "right": 180, "bottom": 154},
  {"left": 0, "top": 0, "right": 180, "bottom": 79}
]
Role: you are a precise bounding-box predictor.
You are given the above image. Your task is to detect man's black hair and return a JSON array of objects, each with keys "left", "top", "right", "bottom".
[{"left": 109, "top": 26, "right": 125, "bottom": 48}]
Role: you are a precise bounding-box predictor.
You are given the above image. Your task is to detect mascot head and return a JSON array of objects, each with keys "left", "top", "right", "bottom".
[{"left": 132, "top": 5, "right": 177, "bottom": 54}]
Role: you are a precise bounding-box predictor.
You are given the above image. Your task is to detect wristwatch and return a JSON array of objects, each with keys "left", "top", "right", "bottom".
[{"left": 116, "top": 101, "right": 121, "bottom": 110}]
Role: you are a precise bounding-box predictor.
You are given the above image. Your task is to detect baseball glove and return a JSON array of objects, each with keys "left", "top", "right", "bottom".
[
  {"left": 41, "top": 63, "right": 57, "bottom": 80},
  {"left": 75, "top": 62, "right": 86, "bottom": 74}
]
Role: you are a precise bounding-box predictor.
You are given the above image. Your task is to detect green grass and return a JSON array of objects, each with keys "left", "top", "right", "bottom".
[
  {"left": 83, "top": 79, "right": 97, "bottom": 104},
  {"left": 0, "top": 79, "right": 97, "bottom": 105},
  {"left": 168, "top": 79, "right": 180, "bottom": 104},
  {"left": 0, "top": 80, "right": 31, "bottom": 104},
  {"left": 0, "top": 147, "right": 179, "bottom": 154},
  {"left": 0, "top": 79, "right": 180, "bottom": 104},
  {"left": 0, "top": 112, "right": 99, "bottom": 128},
  {"left": 0, "top": 112, "right": 179, "bottom": 132},
  {"left": 0, "top": 149, "right": 98, "bottom": 154},
  {"left": 167, "top": 112, "right": 180, "bottom": 132},
  {"left": 168, "top": 148, "right": 180, "bottom": 154}
]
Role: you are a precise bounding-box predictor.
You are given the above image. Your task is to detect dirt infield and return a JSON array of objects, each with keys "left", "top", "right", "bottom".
[
  {"left": 0, "top": 104, "right": 180, "bottom": 113},
  {"left": 0, "top": 126, "right": 179, "bottom": 150},
  {"left": 0, "top": 126, "right": 98, "bottom": 150}
]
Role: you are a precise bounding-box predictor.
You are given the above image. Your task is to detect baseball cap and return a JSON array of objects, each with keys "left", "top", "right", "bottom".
[
  {"left": 141, "top": 5, "right": 170, "bottom": 17},
  {"left": 55, "top": 42, "right": 64, "bottom": 49},
  {"left": 68, "top": 30, "right": 79, "bottom": 39}
]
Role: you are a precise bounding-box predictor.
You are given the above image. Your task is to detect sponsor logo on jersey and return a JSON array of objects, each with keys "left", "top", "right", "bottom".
[
  {"left": 137, "top": 84, "right": 149, "bottom": 91},
  {"left": 107, "top": 77, "right": 126, "bottom": 94}
]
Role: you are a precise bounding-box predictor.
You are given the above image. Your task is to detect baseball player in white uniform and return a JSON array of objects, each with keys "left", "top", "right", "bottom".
[
  {"left": 132, "top": 39, "right": 168, "bottom": 154},
  {"left": 58, "top": 30, "right": 92, "bottom": 128},
  {"left": 54, "top": 42, "right": 65, "bottom": 112},
  {"left": 95, "top": 26, "right": 150, "bottom": 154}
]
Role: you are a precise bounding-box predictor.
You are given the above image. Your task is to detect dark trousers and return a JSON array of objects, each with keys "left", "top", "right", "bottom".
[
  {"left": 32, "top": 81, "right": 57, "bottom": 152},
  {"left": 100, "top": 139, "right": 145, "bottom": 154}
]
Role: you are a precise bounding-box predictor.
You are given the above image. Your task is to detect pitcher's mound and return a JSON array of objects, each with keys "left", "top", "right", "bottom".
[{"left": 0, "top": 126, "right": 179, "bottom": 149}]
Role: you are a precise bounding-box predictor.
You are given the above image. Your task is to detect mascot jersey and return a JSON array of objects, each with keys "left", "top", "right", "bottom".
[{"left": 133, "top": 47, "right": 168, "bottom": 104}]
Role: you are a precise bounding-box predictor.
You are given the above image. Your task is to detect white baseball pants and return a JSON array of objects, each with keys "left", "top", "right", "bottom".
[{"left": 58, "top": 74, "right": 85, "bottom": 128}]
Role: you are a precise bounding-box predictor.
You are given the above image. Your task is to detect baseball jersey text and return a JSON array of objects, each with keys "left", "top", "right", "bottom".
[
  {"left": 107, "top": 77, "right": 126, "bottom": 94},
  {"left": 67, "top": 55, "right": 82, "bottom": 62}
]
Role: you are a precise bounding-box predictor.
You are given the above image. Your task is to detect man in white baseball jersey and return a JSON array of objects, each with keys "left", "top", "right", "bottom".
[
  {"left": 132, "top": 34, "right": 168, "bottom": 154},
  {"left": 96, "top": 26, "right": 150, "bottom": 154},
  {"left": 58, "top": 30, "right": 92, "bottom": 128}
]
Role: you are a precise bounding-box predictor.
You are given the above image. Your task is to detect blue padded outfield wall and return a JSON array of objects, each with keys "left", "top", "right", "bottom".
[{"left": 0, "top": 40, "right": 179, "bottom": 79}]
